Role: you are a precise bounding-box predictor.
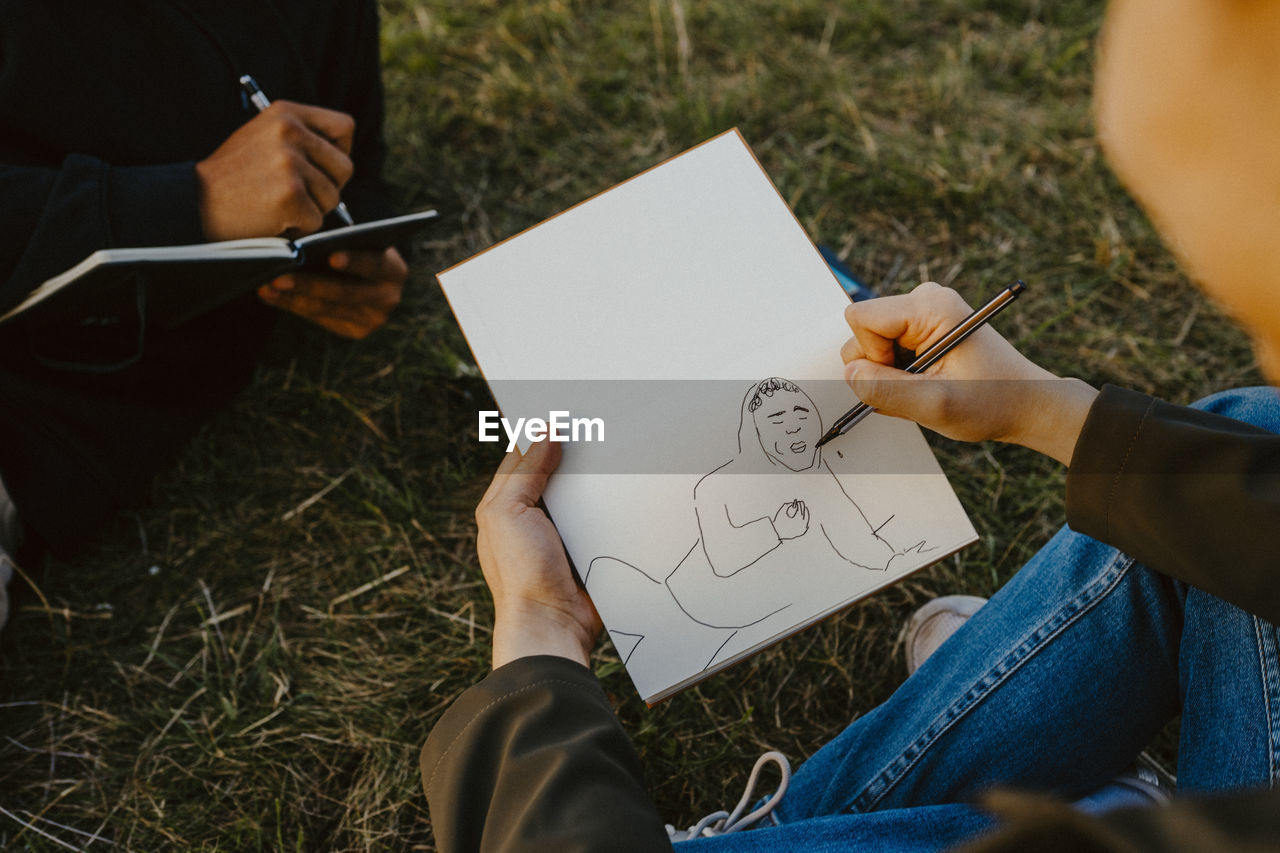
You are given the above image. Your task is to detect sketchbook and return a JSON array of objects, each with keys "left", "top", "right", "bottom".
[
  {"left": 438, "top": 130, "right": 977, "bottom": 704},
  {"left": 0, "top": 209, "right": 438, "bottom": 329}
]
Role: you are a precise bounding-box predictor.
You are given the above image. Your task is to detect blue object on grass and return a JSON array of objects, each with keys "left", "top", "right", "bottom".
[{"left": 818, "top": 245, "right": 876, "bottom": 302}]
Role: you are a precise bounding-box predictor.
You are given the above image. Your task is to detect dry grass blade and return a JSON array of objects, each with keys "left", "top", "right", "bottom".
[
  {"left": 201, "top": 603, "right": 252, "bottom": 628},
  {"left": 0, "top": 805, "right": 84, "bottom": 852},
  {"left": 669, "top": 0, "right": 691, "bottom": 87},
  {"left": 329, "top": 565, "right": 412, "bottom": 612},
  {"left": 280, "top": 466, "right": 358, "bottom": 521}
]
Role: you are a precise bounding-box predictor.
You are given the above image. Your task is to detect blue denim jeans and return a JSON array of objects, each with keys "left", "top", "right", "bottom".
[{"left": 681, "top": 387, "right": 1280, "bottom": 852}]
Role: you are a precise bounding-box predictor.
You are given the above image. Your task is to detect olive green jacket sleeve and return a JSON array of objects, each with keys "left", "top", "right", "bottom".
[
  {"left": 1066, "top": 385, "right": 1280, "bottom": 624},
  {"left": 421, "top": 655, "right": 673, "bottom": 852}
]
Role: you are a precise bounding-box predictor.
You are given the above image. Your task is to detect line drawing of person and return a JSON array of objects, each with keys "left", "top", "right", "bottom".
[{"left": 585, "top": 378, "right": 932, "bottom": 689}]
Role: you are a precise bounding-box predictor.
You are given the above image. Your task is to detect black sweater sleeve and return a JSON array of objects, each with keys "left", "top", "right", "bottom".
[
  {"left": 1066, "top": 384, "right": 1280, "bottom": 623},
  {"left": 422, "top": 656, "right": 672, "bottom": 853},
  {"left": 0, "top": 157, "right": 205, "bottom": 311}
]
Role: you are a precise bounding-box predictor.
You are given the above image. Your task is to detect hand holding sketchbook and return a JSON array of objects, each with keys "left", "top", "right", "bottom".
[
  {"left": 0, "top": 209, "right": 438, "bottom": 329},
  {"left": 438, "top": 131, "right": 978, "bottom": 704}
]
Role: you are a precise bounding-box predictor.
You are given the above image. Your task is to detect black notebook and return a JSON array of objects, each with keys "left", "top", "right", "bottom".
[{"left": 1, "top": 209, "right": 438, "bottom": 329}]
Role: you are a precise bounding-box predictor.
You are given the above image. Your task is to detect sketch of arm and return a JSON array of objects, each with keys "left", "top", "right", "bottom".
[
  {"left": 696, "top": 502, "right": 784, "bottom": 577},
  {"left": 819, "top": 520, "right": 896, "bottom": 570},
  {"left": 693, "top": 464, "right": 788, "bottom": 577},
  {"left": 816, "top": 461, "right": 918, "bottom": 570}
]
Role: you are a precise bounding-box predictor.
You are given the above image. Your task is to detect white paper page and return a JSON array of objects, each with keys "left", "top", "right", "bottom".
[{"left": 439, "top": 130, "right": 977, "bottom": 703}]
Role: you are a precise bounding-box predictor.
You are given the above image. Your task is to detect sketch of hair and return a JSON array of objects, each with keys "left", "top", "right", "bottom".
[{"left": 739, "top": 376, "right": 820, "bottom": 473}]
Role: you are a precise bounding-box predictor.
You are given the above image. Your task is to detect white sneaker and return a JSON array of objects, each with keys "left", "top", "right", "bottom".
[
  {"left": 899, "top": 595, "right": 988, "bottom": 676},
  {"left": 666, "top": 751, "right": 791, "bottom": 841}
]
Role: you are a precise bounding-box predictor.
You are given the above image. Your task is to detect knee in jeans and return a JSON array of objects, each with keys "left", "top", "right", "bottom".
[{"left": 1189, "top": 386, "right": 1280, "bottom": 431}]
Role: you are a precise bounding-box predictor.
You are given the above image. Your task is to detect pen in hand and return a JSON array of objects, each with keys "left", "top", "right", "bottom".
[
  {"left": 238, "top": 74, "right": 355, "bottom": 227},
  {"left": 815, "top": 280, "right": 1027, "bottom": 448}
]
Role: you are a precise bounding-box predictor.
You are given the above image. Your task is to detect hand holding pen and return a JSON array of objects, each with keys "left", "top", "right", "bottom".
[
  {"left": 193, "top": 76, "right": 357, "bottom": 241},
  {"left": 833, "top": 281, "right": 1099, "bottom": 466},
  {"left": 239, "top": 76, "right": 354, "bottom": 227},
  {"left": 190, "top": 76, "right": 405, "bottom": 339}
]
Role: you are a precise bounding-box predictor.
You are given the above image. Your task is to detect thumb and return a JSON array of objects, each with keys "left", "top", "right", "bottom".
[
  {"left": 484, "top": 439, "right": 562, "bottom": 511},
  {"left": 844, "top": 358, "right": 940, "bottom": 423},
  {"left": 508, "top": 439, "right": 561, "bottom": 504}
]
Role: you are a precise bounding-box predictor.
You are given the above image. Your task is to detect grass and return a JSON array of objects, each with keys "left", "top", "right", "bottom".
[{"left": 0, "top": 1, "right": 1261, "bottom": 849}]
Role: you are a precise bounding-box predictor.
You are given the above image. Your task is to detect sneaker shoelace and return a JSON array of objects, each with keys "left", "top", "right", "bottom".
[{"left": 666, "top": 751, "right": 791, "bottom": 841}]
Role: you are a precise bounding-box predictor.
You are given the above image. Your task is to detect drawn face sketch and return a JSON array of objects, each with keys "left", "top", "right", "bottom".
[{"left": 748, "top": 379, "right": 821, "bottom": 472}]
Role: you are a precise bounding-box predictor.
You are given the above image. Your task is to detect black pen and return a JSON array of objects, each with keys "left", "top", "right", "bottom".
[
  {"left": 238, "top": 74, "right": 355, "bottom": 227},
  {"left": 815, "top": 280, "right": 1027, "bottom": 448}
]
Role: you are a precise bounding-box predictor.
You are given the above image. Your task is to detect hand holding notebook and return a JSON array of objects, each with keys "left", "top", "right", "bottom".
[
  {"left": 477, "top": 439, "right": 603, "bottom": 670},
  {"left": 1, "top": 209, "right": 437, "bottom": 330}
]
